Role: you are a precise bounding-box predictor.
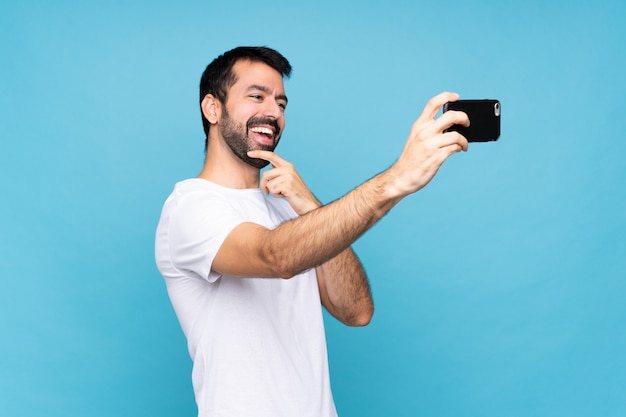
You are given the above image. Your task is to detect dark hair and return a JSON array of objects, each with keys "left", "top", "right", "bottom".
[{"left": 199, "top": 46, "right": 292, "bottom": 149}]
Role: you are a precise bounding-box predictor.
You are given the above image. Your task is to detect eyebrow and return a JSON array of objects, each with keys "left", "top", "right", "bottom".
[{"left": 246, "top": 84, "right": 288, "bottom": 104}]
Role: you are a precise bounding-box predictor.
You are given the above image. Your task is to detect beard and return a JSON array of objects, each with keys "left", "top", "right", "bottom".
[{"left": 220, "top": 108, "right": 281, "bottom": 169}]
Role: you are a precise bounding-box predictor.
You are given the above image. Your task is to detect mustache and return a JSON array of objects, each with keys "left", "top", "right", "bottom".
[{"left": 246, "top": 117, "right": 281, "bottom": 138}]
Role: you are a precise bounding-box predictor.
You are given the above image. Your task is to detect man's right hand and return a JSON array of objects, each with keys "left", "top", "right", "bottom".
[{"left": 385, "top": 91, "right": 470, "bottom": 198}]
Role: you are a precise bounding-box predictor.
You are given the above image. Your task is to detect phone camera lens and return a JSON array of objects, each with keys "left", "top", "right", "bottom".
[{"left": 494, "top": 102, "right": 501, "bottom": 117}]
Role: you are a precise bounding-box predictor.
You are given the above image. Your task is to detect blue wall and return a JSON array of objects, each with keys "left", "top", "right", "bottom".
[{"left": 1, "top": 1, "right": 625, "bottom": 416}]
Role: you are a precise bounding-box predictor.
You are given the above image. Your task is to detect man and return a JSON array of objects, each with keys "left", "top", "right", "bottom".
[{"left": 155, "top": 46, "right": 469, "bottom": 417}]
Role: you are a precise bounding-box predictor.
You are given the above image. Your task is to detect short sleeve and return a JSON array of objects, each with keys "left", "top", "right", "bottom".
[{"left": 167, "top": 190, "right": 243, "bottom": 283}]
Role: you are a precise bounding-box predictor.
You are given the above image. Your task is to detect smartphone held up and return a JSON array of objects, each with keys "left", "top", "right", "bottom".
[{"left": 443, "top": 99, "right": 501, "bottom": 142}]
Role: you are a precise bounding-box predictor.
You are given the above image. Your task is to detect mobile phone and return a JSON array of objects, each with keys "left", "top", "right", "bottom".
[{"left": 443, "top": 99, "right": 501, "bottom": 142}]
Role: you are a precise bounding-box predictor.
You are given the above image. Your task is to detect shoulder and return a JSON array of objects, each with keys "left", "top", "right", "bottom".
[
  {"left": 163, "top": 179, "right": 232, "bottom": 212},
  {"left": 265, "top": 195, "right": 299, "bottom": 221}
]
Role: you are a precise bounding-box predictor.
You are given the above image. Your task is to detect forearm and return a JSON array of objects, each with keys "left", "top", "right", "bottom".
[
  {"left": 260, "top": 170, "right": 403, "bottom": 278},
  {"left": 317, "top": 248, "right": 373, "bottom": 326}
]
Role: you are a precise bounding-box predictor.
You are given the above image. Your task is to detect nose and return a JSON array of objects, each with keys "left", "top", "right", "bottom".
[{"left": 262, "top": 99, "right": 283, "bottom": 120}]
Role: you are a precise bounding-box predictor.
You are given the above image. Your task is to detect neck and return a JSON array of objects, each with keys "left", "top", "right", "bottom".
[{"left": 197, "top": 135, "right": 260, "bottom": 189}]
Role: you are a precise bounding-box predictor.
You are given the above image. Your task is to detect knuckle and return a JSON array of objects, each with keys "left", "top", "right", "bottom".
[{"left": 426, "top": 97, "right": 438, "bottom": 109}]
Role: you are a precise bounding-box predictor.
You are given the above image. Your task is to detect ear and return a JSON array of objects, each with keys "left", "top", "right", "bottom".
[{"left": 201, "top": 94, "right": 222, "bottom": 124}]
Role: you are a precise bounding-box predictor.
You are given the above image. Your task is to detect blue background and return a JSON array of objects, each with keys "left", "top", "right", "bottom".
[{"left": 2, "top": 1, "right": 625, "bottom": 416}]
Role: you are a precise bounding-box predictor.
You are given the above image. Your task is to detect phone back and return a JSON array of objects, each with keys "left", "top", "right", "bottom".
[{"left": 443, "top": 99, "right": 501, "bottom": 142}]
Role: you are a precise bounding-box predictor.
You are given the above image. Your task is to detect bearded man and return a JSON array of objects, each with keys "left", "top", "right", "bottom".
[{"left": 155, "top": 46, "right": 469, "bottom": 417}]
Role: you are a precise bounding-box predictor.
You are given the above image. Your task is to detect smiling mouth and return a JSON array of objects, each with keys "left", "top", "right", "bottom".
[
  {"left": 248, "top": 125, "right": 277, "bottom": 145},
  {"left": 247, "top": 116, "right": 281, "bottom": 147},
  {"left": 250, "top": 126, "right": 274, "bottom": 137}
]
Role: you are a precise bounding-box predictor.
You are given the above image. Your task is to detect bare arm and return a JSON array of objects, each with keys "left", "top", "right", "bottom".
[
  {"left": 316, "top": 248, "right": 373, "bottom": 326},
  {"left": 212, "top": 169, "right": 400, "bottom": 279},
  {"left": 249, "top": 151, "right": 374, "bottom": 325},
  {"left": 212, "top": 91, "right": 469, "bottom": 281}
]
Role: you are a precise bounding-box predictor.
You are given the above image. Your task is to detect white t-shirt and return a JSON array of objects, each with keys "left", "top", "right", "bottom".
[{"left": 155, "top": 179, "right": 337, "bottom": 417}]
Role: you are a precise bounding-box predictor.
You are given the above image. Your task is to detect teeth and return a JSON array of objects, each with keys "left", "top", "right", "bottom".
[{"left": 250, "top": 127, "right": 273, "bottom": 135}]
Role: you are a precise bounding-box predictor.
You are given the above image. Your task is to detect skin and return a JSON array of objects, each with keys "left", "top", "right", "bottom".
[{"left": 198, "top": 59, "right": 469, "bottom": 327}]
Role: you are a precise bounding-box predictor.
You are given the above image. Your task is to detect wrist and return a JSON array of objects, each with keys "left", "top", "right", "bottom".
[
  {"left": 293, "top": 198, "right": 322, "bottom": 216},
  {"left": 376, "top": 167, "right": 411, "bottom": 203}
]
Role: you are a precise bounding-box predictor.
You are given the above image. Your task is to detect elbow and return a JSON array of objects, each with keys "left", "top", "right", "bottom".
[
  {"left": 273, "top": 255, "right": 302, "bottom": 279},
  {"left": 346, "top": 305, "right": 374, "bottom": 327},
  {"left": 259, "top": 242, "right": 302, "bottom": 279},
  {"left": 277, "top": 269, "right": 299, "bottom": 280}
]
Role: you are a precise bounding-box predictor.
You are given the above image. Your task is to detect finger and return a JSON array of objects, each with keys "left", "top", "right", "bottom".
[
  {"left": 261, "top": 168, "right": 283, "bottom": 191},
  {"left": 435, "top": 130, "right": 469, "bottom": 152},
  {"left": 265, "top": 174, "right": 290, "bottom": 198},
  {"left": 247, "top": 150, "right": 287, "bottom": 168},
  {"left": 260, "top": 171, "right": 273, "bottom": 194},
  {"left": 259, "top": 176, "right": 270, "bottom": 195},
  {"left": 416, "top": 91, "right": 460, "bottom": 124},
  {"left": 433, "top": 109, "right": 470, "bottom": 132},
  {"left": 260, "top": 166, "right": 287, "bottom": 194}
]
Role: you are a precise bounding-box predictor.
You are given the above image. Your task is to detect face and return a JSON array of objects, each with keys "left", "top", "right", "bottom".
[{"left": 217, "top": 60, "right": 288, "bottom": 169}]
